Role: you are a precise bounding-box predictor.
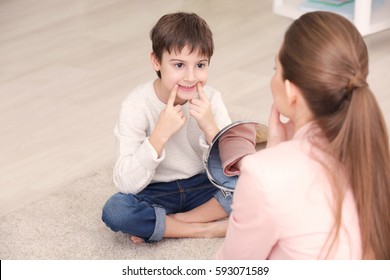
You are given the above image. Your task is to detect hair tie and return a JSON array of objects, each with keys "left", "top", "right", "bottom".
[{"left": 347, "top": 71, "right": 368, "bottom": 92}]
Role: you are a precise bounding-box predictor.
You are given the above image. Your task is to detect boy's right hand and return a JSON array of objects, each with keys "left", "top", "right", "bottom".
[{"left": 149, "top": 85, "right": 186, "bottom": 156}]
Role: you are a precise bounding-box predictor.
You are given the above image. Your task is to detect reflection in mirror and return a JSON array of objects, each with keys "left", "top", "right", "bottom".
[
  {"left": 205, "top": 121, "right": 268, "bottom": 192},
  {"left": 255, "top": 123, "right": 268, "bottom": 150}
]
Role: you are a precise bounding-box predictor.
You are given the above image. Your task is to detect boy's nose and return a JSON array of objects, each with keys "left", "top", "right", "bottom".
[{"left": 184, "top": 69, "right": 196, "bottom": 82}]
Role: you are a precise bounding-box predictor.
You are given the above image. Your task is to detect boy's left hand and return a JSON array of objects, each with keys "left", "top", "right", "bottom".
[{"left": 189, "top": 83, "right": 219, "bottom": 144}]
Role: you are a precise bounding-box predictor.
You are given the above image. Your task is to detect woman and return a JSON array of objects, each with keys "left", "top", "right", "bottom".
[{"left": 216, "top": 11, "right": 390, "bottom": 259}]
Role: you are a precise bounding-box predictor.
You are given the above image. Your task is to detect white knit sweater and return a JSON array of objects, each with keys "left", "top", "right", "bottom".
[{"left": 113, "top": 80, "right": 231, "bottom": 194}]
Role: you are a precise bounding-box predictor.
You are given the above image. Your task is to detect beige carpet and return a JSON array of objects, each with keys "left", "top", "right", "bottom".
[{"left": 0, "top": 166, "right": 224, "bottom": 260}]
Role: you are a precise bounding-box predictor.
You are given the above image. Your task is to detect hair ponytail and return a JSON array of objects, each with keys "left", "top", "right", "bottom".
[{"left": 331, "top": 84, "right": 390, "bottom": 259}]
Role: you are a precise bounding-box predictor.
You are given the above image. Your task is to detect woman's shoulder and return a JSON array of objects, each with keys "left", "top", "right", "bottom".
[
  {"left": 241, "top": 139, "right": 323, "bottom": 192},
  {"left": 246, "top": 140, "right": 310, "bottom": 168}
]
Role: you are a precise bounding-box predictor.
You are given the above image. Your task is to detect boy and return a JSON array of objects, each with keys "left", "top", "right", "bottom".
[{"left": 102, "top": 12, "right": 232, "bottom": 243}]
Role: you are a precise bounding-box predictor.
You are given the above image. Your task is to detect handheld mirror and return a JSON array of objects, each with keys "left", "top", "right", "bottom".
[{"left": 205, "top": 120, "right": 268, "bottom": 192}]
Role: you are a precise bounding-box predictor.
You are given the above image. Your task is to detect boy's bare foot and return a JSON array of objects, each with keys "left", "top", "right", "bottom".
[
  {"left": 169, "top": 198, "right": 228, "bottom": 223},
  {"left": 130, "top": 235, "right": 144, "bottom": 244}
]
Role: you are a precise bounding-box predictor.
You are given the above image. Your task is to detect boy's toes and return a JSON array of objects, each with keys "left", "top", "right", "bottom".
[{"left": 130, "top": 236, "right": 144, "bottom": 244}]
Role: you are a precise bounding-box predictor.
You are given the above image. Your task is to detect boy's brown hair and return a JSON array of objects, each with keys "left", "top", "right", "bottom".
[{"left": 150, "top": 12, "right": 214, "bottom": 78}]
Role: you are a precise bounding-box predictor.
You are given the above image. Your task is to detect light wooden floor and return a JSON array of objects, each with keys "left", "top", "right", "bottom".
[{"left": 1, "top": 0, "right": 390, "bottom": 216}]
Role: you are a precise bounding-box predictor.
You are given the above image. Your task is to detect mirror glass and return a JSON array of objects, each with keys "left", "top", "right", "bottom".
[{"left": 205, "top": 121, "right": 268, "bottom": 192}]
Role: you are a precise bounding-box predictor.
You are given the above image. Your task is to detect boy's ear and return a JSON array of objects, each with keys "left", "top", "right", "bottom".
[
  {"left": 284, "top": 79, "right": 298, "bottom": 106},
  {"left": 150, "top": 53, "right": 161, "bottom": 72}
]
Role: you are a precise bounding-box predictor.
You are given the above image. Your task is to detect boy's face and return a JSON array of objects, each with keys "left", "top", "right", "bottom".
[{"left": 151, "top": 45, "right": 209, "bottom": 105}]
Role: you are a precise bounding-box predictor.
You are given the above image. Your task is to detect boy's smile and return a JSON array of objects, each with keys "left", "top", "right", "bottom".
[
  {"left": 178, "top": 84, "right": 197, "bottom": 92},
  {"left": 177, "top": 84, "right": 198, "bottom": 99},
  {"left": 151, "top": 45, "right": 209, "bottom": 105}
]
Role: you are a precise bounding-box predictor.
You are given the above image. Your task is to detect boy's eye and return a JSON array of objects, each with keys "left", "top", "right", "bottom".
[
  {"left": 197, "top": 63, "right": 206, "bottom": 68},
  {"left": 175, "top": 63, "right": 184, "bottom": 68}
]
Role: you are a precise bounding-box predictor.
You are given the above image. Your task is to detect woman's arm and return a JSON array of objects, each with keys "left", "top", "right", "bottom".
[{"left": 216, "top": 155, "right": 278, "bottom": 259}]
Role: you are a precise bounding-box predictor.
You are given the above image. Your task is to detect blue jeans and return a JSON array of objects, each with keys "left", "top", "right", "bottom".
[{"left": 102, "top": 173, "right": 232, "bottom": 243}]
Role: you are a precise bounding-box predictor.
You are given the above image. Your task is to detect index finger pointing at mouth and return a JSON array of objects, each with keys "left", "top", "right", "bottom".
[
  {"left": 167, "top": 84, "right": 179, "bottom": 106},
  {"left": 197, "top": 82, "right": 207, "bottom": 101}
]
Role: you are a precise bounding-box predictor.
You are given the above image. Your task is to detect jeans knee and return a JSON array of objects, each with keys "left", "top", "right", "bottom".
[
  {"left": 101, "top": 193, "right": 128, "bottom": 231},
  {"left": 101, "top": 192, "right": 162, "bottom": 240}
]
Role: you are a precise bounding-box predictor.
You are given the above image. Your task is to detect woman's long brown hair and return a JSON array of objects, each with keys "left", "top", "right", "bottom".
[{"left": 279, "top": 11, "right": 390, "bottom": 259}]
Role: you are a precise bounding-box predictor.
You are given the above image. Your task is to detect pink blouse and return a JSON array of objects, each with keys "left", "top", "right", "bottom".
[{"left": 216, "top": 124, "right": 362, "bottom": 259}]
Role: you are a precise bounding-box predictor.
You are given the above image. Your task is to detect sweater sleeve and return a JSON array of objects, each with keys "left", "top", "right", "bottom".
[
  {"left": 215, "top": 155, "right": 278, "bottom": 259},
  {"left": 112, "top": 93, "right": 164, "bottom": 194},
  {"left": 209, "top": 87, "right": 231, "bottom": 132},
  {"left": 200, "top": 87, "right": 232, "bottom": 161}
]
